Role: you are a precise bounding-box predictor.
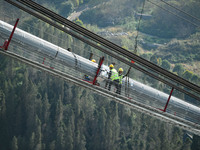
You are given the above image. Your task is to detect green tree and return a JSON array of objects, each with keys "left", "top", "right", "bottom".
[
  {"left": 0, "top": 90, "right": 6, "bottom": 117},
  {"left": 161, "top": 60, "right": 171, "bottom": 71},
  {"left": 65, "top": 121, "right": 74, "bottom": 150},
  {"left": 104, "top": 101, "right": 120, "bottom": 150},
  {"left": 150, "top": 55, "right": 162, "bottom": 66},
  {"left": 191, "top": 135, "right": 200, "bottom": 150},
  {"left": 29, "top": 132, "right": 35, "bottom": 150},
  {"left": 74, "top": 111, "right": 86, "bottom": 150},
  {"left": 74, "top": 18, "right": 85, "bottom": 27},
  {"left": 42, "top": 93, "right": 50, "bottom": 124},
  {"left": 181, "top": 137, "right": 192, "bottom": 150},
  {"left": 141, "top": 0, "right": 198, "bottom": 38},
  {"left": 34, "top": 116, "right": 42, "bottom": 150},
  {"left": 191, "top": 74, "right": 199, "bottom": 84},
  {"left": 159, "top": 124, "right": 170, "bottom": 150},
  {"left": 171, "top": 128, "right": 183, "bottom": 149},
  {"left": 60, "top": 1, "right": 74, "bottom": 17},
  {"left": 173, "top": 64, "right": 185, "bottom": 76},
  {"left": 183, "top": 70, "right": 194, "bottom": 81},
  {"left": 54, "top": 96, "right": 64, "bottom": 127},
  {"left": 49, "top": 140, "right": 56, "bottom": 150},
  {"left": 120, "top": 132, "right": 128, "bottom": 150},
  {"left": 11, "top": 136, "right": 18, "bottom": 150},
  {"left": 56, "top": 122, "right": 66, "bottom": 150}
]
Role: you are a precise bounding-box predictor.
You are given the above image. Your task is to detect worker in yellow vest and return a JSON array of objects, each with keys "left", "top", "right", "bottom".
[{"left": 105, "top": 64, "right": 118, "bottom": 91}]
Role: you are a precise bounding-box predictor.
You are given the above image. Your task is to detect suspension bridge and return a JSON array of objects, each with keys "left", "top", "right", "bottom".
[{"left": 0, "top": 0, "right": 200, "bottom": 136}]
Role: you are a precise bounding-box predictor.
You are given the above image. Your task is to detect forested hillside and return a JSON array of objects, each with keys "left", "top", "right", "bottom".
[{"left": 0, "top": 0, "right": 200, "bottom": 150}]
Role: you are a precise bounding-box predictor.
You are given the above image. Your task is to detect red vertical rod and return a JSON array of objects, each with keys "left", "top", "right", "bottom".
[
  {"left": 93, "top": 57, "right": 104, "bottom": 85},
  {"left": 0, "top": 41, "right": 7, "bottom": 49},
  {"left": 163, "top": 87, "right": 174, "bottom": 112},
  {"left": 4, "top": 18, "right": 19, "bottom": 50},
  {"left": 42, "top": 57, "right": 46, "bottom": 64}
]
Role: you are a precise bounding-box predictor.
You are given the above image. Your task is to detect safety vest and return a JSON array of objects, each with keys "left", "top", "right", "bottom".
[
  {"left": 118, "top": 74, "right": 123, "bottom": 84},
  {"left": 110, "top": 69, "right": 118, "bottom": 81}
]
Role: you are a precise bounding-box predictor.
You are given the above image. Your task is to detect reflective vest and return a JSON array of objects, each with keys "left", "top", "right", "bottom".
[
  {"left": 118, "top": 74, "right": 123, "bottom": 84},
  {"left": 110, "top": 69, "right": 118, "bottom": 81}
]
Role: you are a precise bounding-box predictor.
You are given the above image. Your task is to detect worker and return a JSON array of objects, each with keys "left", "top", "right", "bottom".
[
  {"left": 91, "top": 59, "right": 96, "bottom": 63},
  {"left": 84, "top": 59, "right": 96, "bottom": 81},
  {"left": 116, "top": 68, "right": 125, "bottom": 94},
  {"left": 105, "top": 64, "right": 118, "bottom": 91},
  {"left": 67, "top": 48, "right": 72, "bottom": 52}
]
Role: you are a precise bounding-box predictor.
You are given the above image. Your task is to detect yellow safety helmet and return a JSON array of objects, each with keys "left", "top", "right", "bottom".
[
  {"left": 109, "top": 64, "right": 114, "bottom": 68},
  {"left": 119, "top": 68, "right": 123, "bottom": 72},
  {"left": 91, "top": 59, "right": 96, "bottom": 63}
]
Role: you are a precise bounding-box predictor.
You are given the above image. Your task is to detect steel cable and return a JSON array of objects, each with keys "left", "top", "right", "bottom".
[
  {"left": 160, "top": 0, "right": 200, "bottom": 23},
  {"left": 134, "top": 0, "right": 146, "bottom": 54},
  {"left": 147, "top": 0, "right": 199, "bottom": 27}
]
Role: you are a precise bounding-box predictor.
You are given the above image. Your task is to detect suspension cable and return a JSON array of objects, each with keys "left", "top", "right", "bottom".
[
  {"left": 126, "top": 0, "right": 146, "bottom": 96},
  {"left": 160, "top": 0, "right": 200, "bottom": 23},
  {"left": 134, "top": 0, "right": 146, "bottom": 54},
  {"left": 147, "top": 0, "right": 199, "bottom": 27}
]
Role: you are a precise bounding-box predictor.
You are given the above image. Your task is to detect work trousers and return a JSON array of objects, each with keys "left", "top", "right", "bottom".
[
  {"left": 117, "top": 84, "right": 122, "bottom": 95},
  {"left": 105, "top": 79, "right": 122, "bottom": 94}
]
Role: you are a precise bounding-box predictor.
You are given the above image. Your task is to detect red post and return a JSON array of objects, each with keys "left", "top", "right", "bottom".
[
  {"left": 131, "top": 60, "right": 135, "bottom": 63},
  {"left": 0, "top": 40, "right": 8, "bottom": 49},
  {"left": 163, "top": 87, "right": 174, "bottom": 112},
  {"left": 42, "top": 57, "right": 46, "bottom": 64},
  {"left": 93, "top": 57, "right": 104, "bottom": 85},
  {"left": 4, "top": 18, "right": 19, "bottom": 50}
]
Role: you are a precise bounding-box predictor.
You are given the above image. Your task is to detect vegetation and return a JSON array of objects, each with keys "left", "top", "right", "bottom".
[
  {"left": 80, "top": 0, "right": 142, "bottom": 27},
  {"left": 1, "top": 58, "right": 198, "bottom": 150},
  {"left": 0, "top": 0, "right": 200, "bottom": 150},
  {"left": 0, "top": 60, "right": 198, "bottom": 150},
  {"left": 140, "top": 0, "right": 200, "bottom": 38}
]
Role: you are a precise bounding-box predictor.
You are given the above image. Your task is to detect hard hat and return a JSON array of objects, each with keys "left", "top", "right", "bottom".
[
  {"left": 91, "top": 59, "right": 96, "bottom": 63},
  {"left": 119, "top": 68, "right": 123, "bottom": 72},
  {"left": 109, "top": 64, "right": 114, "bottom": 68}
]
